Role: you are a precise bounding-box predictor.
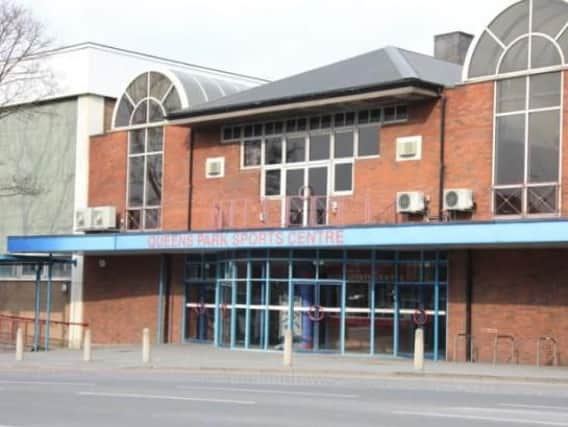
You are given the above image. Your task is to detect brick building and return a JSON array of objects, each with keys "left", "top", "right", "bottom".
[{"left": 6, "top": 0, "right": 568, "bottom": 365}]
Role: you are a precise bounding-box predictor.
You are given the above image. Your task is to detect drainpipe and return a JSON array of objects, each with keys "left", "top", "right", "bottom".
[
  {"left": 465, "top": 250, "right": 473, "bottom": 361},
  {"left": 438, "top": 94, "right": 447, "bottom": 220},
  {"left": 187, "top": 128, "right": 194, "bottom": 230}
]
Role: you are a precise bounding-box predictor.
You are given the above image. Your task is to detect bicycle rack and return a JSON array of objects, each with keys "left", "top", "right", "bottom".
[
  {"left": 453, "top": 333, "right": 476, "bottom": 362},
  {"left": 536, "top": 336, "right": 559, "bottom": 367},
  {"left": 493, "top": 334, "right": 516, "bottom": 365}
]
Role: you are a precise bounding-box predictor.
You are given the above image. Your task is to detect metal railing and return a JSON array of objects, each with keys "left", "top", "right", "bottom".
[{"left": 0, "top": 314, "right": 89, "bottom": 352}]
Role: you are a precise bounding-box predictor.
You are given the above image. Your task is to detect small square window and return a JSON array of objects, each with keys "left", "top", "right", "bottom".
[
  {"left": 233, "top": 126, "right": 242, "bottom": 139},
  {"left": 297, "top": 118, "right": 307, "bottom": 131},
  {"left": 265, "top": 170, "right": 281, "bottom": 196},
  {"left": 396, "top": 105, "right": 408, "bottom": 120},
  {"left": 370, "top": 109, "right": 381, "bottom": 122},
  {"left": 334, "top": 163, "right": 353, "bottom": 193},
  {"left": 310, "top": 116, "right": 321, "bottom": 130},
  {"left": 321, "top": 115, "right": 332, "bottom": 129},
  {"left": 309, "top": 134, "right": 330, "bottom": 161},
  {"left": 253, "top": 124, "right": 263, "bottom": 137},
  {"left": 358, "top": 126, "right": 379, "bottom": 157},
  {"left": 384, "top": 107, "right": 396, "bottom": 122},
  {"left": 274, "top": 122, "right": 283, "bottom": 134},
  {"left": 244, "top": 125, "right": 253, "bottom": 138},
  {"left": 286, "top": 119, "right": 296, "bottom": 133},
  {"left": 334, "top": 113, "right": 345, "bottom": 128},
  {"left": 223, "top": 127, "right": 232, "bottom": 141},
  {"left": 345, "top": 112, "right": 355, "bottom": 126},
  {"left": 265, "top": 122, "right": 274, "bottom": 135},
  {"left": 334, "top": 131, "right": 354, "bottom": 158},
  {"left": 127, "top": 209, "right": 142, "bottom": 230},
  {"left": 265, "top": 137, "right": 283, "bottom": 164},
  {"left": 358, "top": 110, "right": 369, "bottom": 124}
]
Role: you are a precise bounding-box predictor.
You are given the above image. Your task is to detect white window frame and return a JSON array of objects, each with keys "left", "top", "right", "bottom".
[{"left": 205, "top": 157, "right": 226, "bottom": 179}]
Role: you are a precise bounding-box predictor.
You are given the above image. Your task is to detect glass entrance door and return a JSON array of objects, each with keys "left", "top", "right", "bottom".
[
  {"left": 292, "top": 282, "right": 342, "bottom": 352},
  {"left": 217, "top": 282, "right": 232, "bottom": 347},
  {"left": 185, "top": 282, "right": 215, "bottom": 342}
]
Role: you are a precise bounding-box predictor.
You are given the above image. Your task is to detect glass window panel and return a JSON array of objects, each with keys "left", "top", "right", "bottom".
[
  {"left": 358, "top": 110, "right": 369, "bottom": 124},
  {"left": 319, "top": 262, "right": 343, "bottom": 279},
  {"left": 148, "top": 100, "right": 164, "bottom": 122},
  {"left": 528, "top": 110, "right": 560, "bottom": 183},
  {"left": 309, "top": 134, "right": 330, "bottom": 161},
  {"left": 334, "top": 163, "right": 353, "bottom": 193},
  {"left": 128, "top": 156, "right": 144, "bottom": 207},
  {"left": 286, "top": 120, "right": 296, "bottom": 133},
  {"left": 396, "top": 105, "right": 408, "bottom": 120},
  {"left": 233, "top": 126, "right": 241, "bottom": 139},
  {"left": 308, "top": 167, "right": 327, "bottom": 196},
  {"left": 370, "top": 109, "right": 381, "bottom": 122},
  {"left": 345, "top": 112, "right": 355, "bottom": 126},
  {"left": 265, "top": 170, "right": 281, "bottom": 196},
  {"left": 334, "top": 113, "right": 345, "bottom": 128},
  {"left": 488, "top": 0, "right": 529, "bottom": 46},
  {"left": 274, "top": 122, "right": 283, "bottom": 134},
  {"left": 145, "top": 155, "right": 163, "bottom": 206},
  {"left": 346, "top": 282, "right": 369, "bottom": 308},
  {"left": 127, "top": 73, "right": 149, "bottom": 104},
  {"left": 223, "top": 128, "right": 232, "bottom": 140},
  {"left": 532, "top": 0, "right": 568, "bottom": 37},
  {"left": 375, "top": 283, "right": 395, "bottom": 308},
  {"left": 499, "top": 38, "right": 529, "bottom": 74},
  {"left": 129, "top": 129, "right": 145, "bottom": 154},
  {"left": 494, "top": 188, "right": 523, "bottom": 215},
  {"left": 131, "top": 101, "right": 148, "bottom": 125},
  {"left": 384, "top": 107, "right": 395, "bottom": 122},
  {"left": 292, "top": 261, "right": 315, "bottom": 278},
  {"left": 530, "top": 72, "right": 561, "bottom": 109},
  {"left": 495, "top": 114, "right": 526, "bottom": 185},
  {"left": 163, "top": 88, "right": 181, "bottom": 112},
  {"left": 286, "top": 169, "right": 304, "bottom": 196},
  {"left": 527, "top": 185, "right": 557, "bottom": 214},
  {"left": 243, "top": 139, "right": 261, "bottom": 167},
  {"left": 496, "top": 77, "right": 527, "bottom": 113},
  {"left": 468, "top": 31, "right": 504, "bottom": 78},
  {"left": 147, "top": 127, "right": 163, "bottom": 152},
  {"left": 285, "top": 137, "right": 306, "bottom": 163},
  {"left": 358, "top": 125, "right": 379, "bottom": 157},
  {"left": 127, "top": 209, "right": 142, "bottom": 230},
  {"left": 531, "top": 36, "right": 562, "bottom": 69},
  {"left": 265, "top": 122, "right": 274, "bottom": 135},
  {"left": 254, "top": 124, "right": 263, "bottom": 137},
  {"left": 297, "top": 118, "right": 307, "bottom": 131},
  {"left": 149, "top": 72, "right": 171, "bottom": 100},
  {"left": 115, "top": 96, "right": 133, "bottom": 127},
  {"left": 265, "top": 137, "right": 282, "bottom": 164},
  {"left": 244, "top": 125, "right": 253, "bottom": 138},
  {"left": 309, "top": 116, "right": 321, "bottom": 130},
  {"left": 321, "top": 115, "right": 331, "bottom": 129},
  {"left": 0, "top": 265, "right": 17, "bottom": 278},
  {"left": 334, "top": 131, "right": 354, "bottom": 158}
]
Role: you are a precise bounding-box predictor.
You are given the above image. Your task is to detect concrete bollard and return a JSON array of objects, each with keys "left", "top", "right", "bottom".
[
  {"left": 414, "top": 327, "right": 424, "bottom": 371},
  {"left": 142, "top": 328, "right": 151, "bottom": 364},
  {"left": 15, "top": 328, "right": 24, "bottom": 362},
  {"left": 283, "top": 329, "right": 293, "bottom": 367},
  {"left": 83, "top": 328, "right": 92, "bottom": 362}
]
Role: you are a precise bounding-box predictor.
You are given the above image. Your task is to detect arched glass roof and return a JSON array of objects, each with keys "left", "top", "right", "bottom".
[
  {"left": 112, "top": 69, "right": 255, "bottom": 129},
  {"left": 465, "top": 0, "right": 568, "bottom": 80}
]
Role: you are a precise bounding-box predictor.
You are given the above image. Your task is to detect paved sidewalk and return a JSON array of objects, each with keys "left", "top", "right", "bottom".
[{"left": 1, "top": 344, "right": 567, "bottom": 383}]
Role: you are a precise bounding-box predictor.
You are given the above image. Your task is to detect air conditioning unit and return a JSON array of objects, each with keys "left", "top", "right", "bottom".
[
  {"left": 444, "top": 189, "right": 474, "bottom": 211},
  {"left": 396, "top": 191, "right": 426, "bottom": 214},
  {"left": 74, "top": 208, "right": 92, "bottom": 232},
  {"left": 91, "top": 206, "right": 117, "bottom": 230}
]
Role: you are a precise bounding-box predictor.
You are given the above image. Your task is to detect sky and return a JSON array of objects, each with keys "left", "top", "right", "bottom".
[{"left": 20, "top": 0, "right": 515, "bottom": 81}]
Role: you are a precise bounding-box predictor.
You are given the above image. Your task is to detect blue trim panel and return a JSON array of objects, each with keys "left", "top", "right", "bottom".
[{"left": 8, "top": 220, "right": 568, "bottom": 254}]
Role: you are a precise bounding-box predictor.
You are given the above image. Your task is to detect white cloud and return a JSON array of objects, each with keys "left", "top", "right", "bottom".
[{"left": 22, "top": 0, "right": 515, "bottom": 80}]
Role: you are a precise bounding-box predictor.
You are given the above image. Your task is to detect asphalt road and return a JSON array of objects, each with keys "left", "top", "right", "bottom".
[{"left": 0, "top": 370, "right": 567, "bottom": 427}]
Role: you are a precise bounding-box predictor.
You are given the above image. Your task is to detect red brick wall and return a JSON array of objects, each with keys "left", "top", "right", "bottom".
[
  {"left": 448, "top": 249, "right": 568, "bottom": 366},
  {"left": 163, "top": 127, "right": 191, "bottom": 230},
  {"left": 89, "top": 131, "right": 128, "bottom": 227}
]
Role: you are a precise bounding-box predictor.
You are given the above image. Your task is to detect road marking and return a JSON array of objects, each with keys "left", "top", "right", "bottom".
[
  {"left": 501, "top": 404, "right": 568, "bottom": 412},
  {"left": 392, "top": 410, "right": 568, "bottom": 426},
  {"left": 0, "top": 380, "right": 95, "bottom": 387},
  {"left": 77, "top": 391, "right": 255, "bottom": 405},
  {"left": 177, "top": 385, "right": 358, "bottom": 399}
]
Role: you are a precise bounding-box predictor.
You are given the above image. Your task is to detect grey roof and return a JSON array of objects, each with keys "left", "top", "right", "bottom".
[{"left": 170, "top": 46, "right": 462, "bottom": 118}]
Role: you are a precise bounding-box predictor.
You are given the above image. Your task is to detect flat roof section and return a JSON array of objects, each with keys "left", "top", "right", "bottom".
[{"left": 7, "top": 220, "right": 568, "bottom": 255}]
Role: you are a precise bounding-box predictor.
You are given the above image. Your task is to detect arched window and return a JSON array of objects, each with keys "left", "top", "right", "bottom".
[
  {"left": 466, "top": 0, "right": 566, "bottom": 217},
  {"left": 113, "top": 71, "right": 182, "bottom": 230}
]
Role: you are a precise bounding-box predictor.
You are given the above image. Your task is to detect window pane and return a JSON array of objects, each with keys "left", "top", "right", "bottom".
[
  {"left": 149, "top": 72, "right": 170, "bottom": 100},
  {"left": 334, "top": 131, "right": 354, "bottom": 158},
  {"left": 384, "top": 107, "right": 395, "bottom": 122},
  {"left": 148, "top": 127, "right": 163, "bottom": 152},
  {"left": 529, "top": 73, "right": 561, "bottom": 109},
  {"left": 265, "top": 170, "right": 281, "bottom": 196},
  {"left": 128, "top": 157, "right": 144, "bottom": 207},
  {"left": 396, "top": 105, "right": 408, "bottom": 120},
  {"left": 265, "top": 137, "right": 282, "bottom": 164},
  {"left": 495, "top": 114, "right": 525, "bottom": 185},
  {"left": 468, "top": 31, "right": 504, "bottom": 78},
  {"left": 499, "top": 38, "right": 529, "bottom": 74},
  {"left": 115, "top": 96, "right": 133, "bottom": 127},
  {"left": 496, "top": 77, "right": 526, "bottom": 113},
  {"left": 127, "top": 210, "right": 142, "bottom": 230},
  {"left": 494, "top": 188, "right": 523, "bottom": 216},
  {"left": 528, "top": 110, "right": 560, "bottom": 183},
  {"left": 334, "top": 163, "right": 353, "bottom": 193},
  {"left": 132, "top": 101, "right": 148, "bottom": 125},
  {"left": 286, "top": 137, "right": 306, "bottom": 163},
  {"left": 243, "top": 139, "right": 261, "bottom": 167},
  {"left": 130, "top": 129, "right": 145, "bottom": 154},
  {"left": 532, "top": 0, "right": 568, "bottom": 37},
  {"left": 127, "top": 73, "right": 148, "bottom": 103},
  {"left": 309, "top": 134, "right": 330, "bottom": 161},
  {"left": 527, "top": 185, "right": 557, "bottom": 214},
  {"left": 163, "top": 88, "right": 181, "bottom": 112},
  {"left": 308, "top": 167, "right": 327, "bottom": 196},
  {"left": 358, "top": 126, "right": 379, "bottom": 157},
  {"left": 146, "top": 155, "right": 163, "bottom": 206},
  {"left": 0, "top": 265, "right": 17, "bottom": 278},
  {"left": 145, "top": 209, "right": 160, "bottom": 229},
  {"left": 286, "top": 169, "right": 304, "bottom": 196},
  {"left": 488, "top": 0, "right": 529, "bottom": 46},
  {"left": 148, "top": 100, "right": 164, "bottom": 122},
  {"left": 531, "top": 37, "right": 562, "bottom": 69}
]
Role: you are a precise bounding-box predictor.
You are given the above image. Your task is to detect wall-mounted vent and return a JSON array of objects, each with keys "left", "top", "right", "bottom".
[
  {"left": 206, "top": 157, "right": 225, "bottom": 178},
  {"left": 396, "top": 136, "right": 422, "bottom": 161}
]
